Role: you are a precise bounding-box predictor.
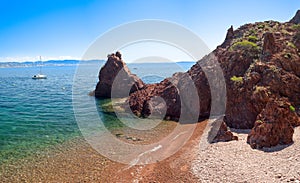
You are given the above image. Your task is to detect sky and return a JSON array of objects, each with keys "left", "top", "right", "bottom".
[{"left": 0, "top": 0, "right": 299, "bottom": 62}]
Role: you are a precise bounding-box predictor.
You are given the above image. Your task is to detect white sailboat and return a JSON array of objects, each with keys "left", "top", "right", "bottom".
[{"left": 32, "top": 56, "right": 47, "bottom": 79}]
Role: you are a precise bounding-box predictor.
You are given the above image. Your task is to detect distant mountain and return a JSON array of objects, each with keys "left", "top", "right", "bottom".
[
  {"left": 0, "top": 60, "right": 105, "bottom": 68},
  {"left": 0, "top": 59, "right": 195, "bottom": 68}
]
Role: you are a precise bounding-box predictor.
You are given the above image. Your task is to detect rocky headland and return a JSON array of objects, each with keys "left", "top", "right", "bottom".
[
  {"left": 95, "top": 11, "right": 300, "bottom": 149},
  {"left": 95, "top": 51, "right": 145, "bottom": 98}
]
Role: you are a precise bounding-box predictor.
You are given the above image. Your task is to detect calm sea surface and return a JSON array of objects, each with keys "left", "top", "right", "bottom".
[{"left": 0, "top": 62, "right": 194, "bottom": 164}]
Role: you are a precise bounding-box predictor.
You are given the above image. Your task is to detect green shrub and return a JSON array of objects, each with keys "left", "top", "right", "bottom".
[
  {"left": 230, "top": 76, "right": 243, "bottom": 82},
  {"left": 287, "top": 42, "right": 297, "bottom": 49},
  {"left": 231, "top": 41, "right": 259, "bottom": 51},
  {"left": 292, "top": 24, "right": 300, "bottom": 31},
  {"left": 249, "top": 29, "right": 256, "bottom": 35},
  {"left": 248, "top": 35, "right": 258, "bottom": 43},
  {"left": 258, "top": 24, "right": 265, "bottom": 29},
  {"left": 254, "top": 86, "right": 266, "bottom": 94},
  {"left": 289, "top": 105, "right": 296, "bottom": 112}
]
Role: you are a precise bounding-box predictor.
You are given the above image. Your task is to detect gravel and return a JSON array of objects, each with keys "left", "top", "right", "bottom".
[{"left": 192, "top": 127, "right": 300, "bottom": 183}]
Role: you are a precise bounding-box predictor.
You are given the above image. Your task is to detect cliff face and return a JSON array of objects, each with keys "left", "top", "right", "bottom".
[
  {"left": 217, "top": 21, "right": 300, "bottom": 130},
  {"left": 126, "top": 11, "right": 300, "bottom": 148},
  {"left": 95, "top": 11, "right": 300, "bottom": 148}
]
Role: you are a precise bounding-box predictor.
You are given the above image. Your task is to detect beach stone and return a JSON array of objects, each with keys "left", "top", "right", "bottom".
[
  {"left": 210, "top": 118, "right": 238, "bottom": 143},
  {"left": 95, "top": 52, "right": 145, "bottom": 98},
  {"left": 275, "top": 174, "right": 282, "bottom": 179}
]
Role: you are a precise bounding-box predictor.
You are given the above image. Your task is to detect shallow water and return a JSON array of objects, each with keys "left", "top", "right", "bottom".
[{"left": 0, "top": 61, "right": 195, "bottom": 164}]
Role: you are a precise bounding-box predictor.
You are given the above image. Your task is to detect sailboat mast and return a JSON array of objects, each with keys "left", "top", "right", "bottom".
[{"left": 39, "top": 56, "right": 42, "bottom": 74}]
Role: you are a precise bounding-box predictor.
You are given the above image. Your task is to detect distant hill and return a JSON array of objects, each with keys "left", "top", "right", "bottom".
[
  {"left": 0, "top": 60, "right": 195, "bottom": 68},
  {"left": 0, "top": 60, "right": 105, "bottom": 68}
]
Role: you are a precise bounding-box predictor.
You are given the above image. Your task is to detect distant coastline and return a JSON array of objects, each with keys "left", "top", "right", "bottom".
[
  {"left": 0, "top": 60, "right": 104, "bottom": 68},
  {"left": 0, "top": 60, "right": 195, "bottom": 68}
]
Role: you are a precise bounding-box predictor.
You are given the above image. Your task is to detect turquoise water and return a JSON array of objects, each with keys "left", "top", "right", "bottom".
[{"left": 0, "top": 62, "right": 194, "bottom": 164}]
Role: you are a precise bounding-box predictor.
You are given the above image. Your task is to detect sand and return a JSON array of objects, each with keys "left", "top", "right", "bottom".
[
  {"left": 0, "top": 121, "right": 206, "bottom": 182},
  {"left": 1, "top": 121, "right": 300, "bottom": 182}
]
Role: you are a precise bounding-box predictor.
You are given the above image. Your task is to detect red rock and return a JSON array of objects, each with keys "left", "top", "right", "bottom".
[
  {"left": 247, "top": 98, "right": 299, "bottom": 149},
  {"left": 97, "top": 12, "right": 300, "bottom": 147},
  {"left": 127, "top": 17, "right": 300, "bottom": 130},
  {"left": 262, "top": 32, "right": 277, "bottom": 55},
  {"left": 212, "top": 119, "right": 238, "bottom": 143},
  {"left": 95, "top": 52, "right": 145, "bottom": 98},
  {"left": 128, "top": 72, "right": 199, "bottom": 121},
  {"left": 225, "top": 25, "right": 234, "bottom": 41},
  {"left": 289, "top": 10, "right": 300, "bottom": 24}
]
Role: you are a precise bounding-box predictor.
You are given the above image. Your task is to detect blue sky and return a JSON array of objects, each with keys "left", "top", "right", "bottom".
[{"left": 0, "top": 0, "right": 299, "bottom": 62}]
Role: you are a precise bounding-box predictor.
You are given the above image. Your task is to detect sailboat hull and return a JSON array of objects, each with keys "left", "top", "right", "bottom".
[{"left": 32, "top": 74, "right": 47, "bottom": 79}]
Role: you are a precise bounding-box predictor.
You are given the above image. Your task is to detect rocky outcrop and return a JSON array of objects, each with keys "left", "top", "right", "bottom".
[
  {"left": 95, "top": 11, "right": 300, "bottom": 147},
  {"left": 127, "top": 11, "right": 300, "bottom": 147},
  {"left": 212, "top": 119, "right": 238, "bottom": 143},
  {"left": 95, "top": 52, "right": 145, "bottom": 98},
  {"left": 226, "top": 26, "right": 234, "bottom": 41},
  {"left": 289, "top": 10, "right": 300, "bottom": 24},
  {"left": 129, "top": 72, "right": 200, "bottom": 121},
  {"left": 262, "top": 32, "right": 277, "bottom": 55},
  {"left": 247, "top": 98, "right": 300, "bottom": 149},
  {"left": 220, "top": 26, "right": 234, "bottom": 48}
]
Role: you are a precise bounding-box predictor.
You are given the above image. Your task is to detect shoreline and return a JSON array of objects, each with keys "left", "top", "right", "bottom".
[
  {"left": 0, "top": 120, "right": 207, "bottom": 182},
  {"left": 2, "top": 120, "right": 299, "bottom": 182}
]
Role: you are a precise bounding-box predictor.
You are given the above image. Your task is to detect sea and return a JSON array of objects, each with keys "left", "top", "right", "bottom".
[{"left": 0, "top": 61, "right": 195, "bottom": 165}]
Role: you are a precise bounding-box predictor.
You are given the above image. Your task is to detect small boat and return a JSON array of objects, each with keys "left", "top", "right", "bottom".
[
  {"left": 32, "top": 74, "right": 47, "bottom": 79},
  {"left": 32, "top": 56, "right": 47, "bottom": 79}
]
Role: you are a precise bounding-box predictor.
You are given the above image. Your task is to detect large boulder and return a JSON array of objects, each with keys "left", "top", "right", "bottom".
[
  {"left": 247, "top": 98, "right": 300, "bottom": 149},
  {"left": 211, "top": 118, "right": 238, "bottom": 143},
  {"left": 95, "top": 52, "right": 145, "bottom": 98},
  {"left": 129, "top": 72, "right": 200, "bottom": 122}
]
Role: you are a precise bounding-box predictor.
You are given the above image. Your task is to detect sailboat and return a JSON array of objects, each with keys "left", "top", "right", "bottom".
[{"left": 32, "top": 56, "right": 47, "bottom": 79}]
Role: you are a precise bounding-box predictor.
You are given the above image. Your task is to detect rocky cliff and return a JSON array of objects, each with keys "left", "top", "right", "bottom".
[
  {"left": 127, "top": 11, "right": 300, "bottom": 148},
  {"left": 95, "top": 11, "right": 300, "bottom": 149}
]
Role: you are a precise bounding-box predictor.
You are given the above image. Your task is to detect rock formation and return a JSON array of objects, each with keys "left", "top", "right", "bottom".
[
  {"left": 289, "top": 10, "right": 300, "bottom": 24},
  {"left": 225, "top": 25, "right": 234, "bottom": 41},
  {"left": 220, "top": 26, "right": 234, "bottom": 48},
  {"left": 262, "top": 32, "right": 277, "bottom": 55},
  {"left": 129, "top": 72, "right": 200, "bottom": 121},
  {"left": 95, "top": 11, "right": 300, "bottom": 148},
  {"left": 126, "top": 11, "right": 300, "bottom": 147},
  {"left": 212, "top": 118, "right": 238, "bottom": 143},
  {"left": 247, "top": 98, "right": 300, "bottom": 149},
  {"left": 95, "top": 52, "right": 145, "bottom": 98}
]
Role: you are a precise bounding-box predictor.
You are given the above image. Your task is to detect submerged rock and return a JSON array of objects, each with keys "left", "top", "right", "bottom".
[{"left": 95, "top": 52, "right": 145, "bottom": 98}]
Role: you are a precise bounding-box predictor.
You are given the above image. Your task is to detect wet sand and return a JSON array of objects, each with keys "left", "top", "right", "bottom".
[{"left": 0, "top": 121, "right": 207, "bottom": 182}]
